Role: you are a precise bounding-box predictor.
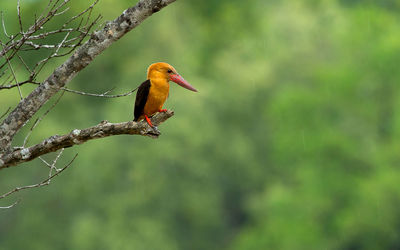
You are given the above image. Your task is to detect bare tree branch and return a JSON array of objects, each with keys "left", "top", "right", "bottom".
[
  {"left": 0, "top": 80, "right": 38, "bottom": 90},
  {"left": 0, "top": 0, "right": 176, "bottom": 153},
  {"left": 22, "top": 91, "right": 65, "bottom": 148},
  {"left": 1, "top": 11, "right": 11, "bottom": 38},
  {"left": 0, "top": 107, "right": 11, "bottom": 120},
  {"left": 0, "top": 0, "right": 73, "bottom": 58},
  {"left": 61, "top": 86, "right": 138, "bottom": 98},
  {"left": 0, "top": 0, "right": 179, "bottom": 207},
  {"left": 0, "top": 42, "right": 23, "bottom": 99},
  {"left": 0, "top": 151, "right": 77, "bottom": 201},
  {"left": 0, "top": 110, "right": 174, "bottom": 169},
  {"left": 0, "top": 199, "right": 21, "bottom": 209},
  {"left": 17, "top": 0, "right": 23, "bottom": 33},
  {"left": 0, "top": 0, "right": 101, "bottom": 94}
]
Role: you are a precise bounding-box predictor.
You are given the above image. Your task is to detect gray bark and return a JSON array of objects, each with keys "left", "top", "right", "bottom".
[
  {"left": 0, "top": 111, "right": 174, "bottom": 169},
  {"left": 0, "top": 0, "right": 176, "bottom": 154}
]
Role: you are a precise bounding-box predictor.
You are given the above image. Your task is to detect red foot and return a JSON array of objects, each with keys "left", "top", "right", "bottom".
[
  {"left": 159, "top": 109, "right": 167, "bottom": 112},
  {"left": 145, "top": 115, "right": 154, "bottom": 127}
]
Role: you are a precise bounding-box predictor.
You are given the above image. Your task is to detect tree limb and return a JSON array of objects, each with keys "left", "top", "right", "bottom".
[
  {"left": 0, "top": 110, "right": 174, "bottom": 169},
  {"left": 61, "top": 86, "right": 138, "bottom": 98},
  {"left": 0, "top": 150, "right": 76, "bottom": 200},
  {"left": 0, "top": 0, "right": 176, "bottom": 153},
  {"left": 0, "top": 199, "right": 21, "bottom": 209}
]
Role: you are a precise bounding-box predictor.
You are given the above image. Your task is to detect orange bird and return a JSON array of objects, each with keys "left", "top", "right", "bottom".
[{"left": 134, "top": 62, "right": 198, "bottom": 127}]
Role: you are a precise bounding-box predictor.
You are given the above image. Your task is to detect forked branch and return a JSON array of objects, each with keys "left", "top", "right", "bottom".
[
  {"left": 0, "top": 0, "right": 177, "bottom": 153},
  {"left": 0, "top": 0, "right": 177, "bottom": 206},
  {"left": 0, "top": 110, "right": 174, "bottom": 169}
]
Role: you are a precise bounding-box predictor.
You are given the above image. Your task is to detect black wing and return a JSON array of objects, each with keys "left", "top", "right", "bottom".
[{"left": 134, "top": 79, "right": 151, "bottom": 121}]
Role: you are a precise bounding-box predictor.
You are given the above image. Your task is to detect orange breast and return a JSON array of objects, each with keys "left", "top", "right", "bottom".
[{"left": 143, "top": 78, "right": 169, "bottom": 117}]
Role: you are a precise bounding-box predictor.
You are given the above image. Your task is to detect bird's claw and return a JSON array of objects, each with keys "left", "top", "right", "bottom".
[
  {"left": 144, "top": 115, "right": 154, "bottom": 127},
  {"left": 144, "top": 115, "right": 160, "bottom": 135}
]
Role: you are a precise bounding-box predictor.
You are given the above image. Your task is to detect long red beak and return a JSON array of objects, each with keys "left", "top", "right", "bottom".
[{"left": 169, "top": 74, "right": 198, "bottom": 92}]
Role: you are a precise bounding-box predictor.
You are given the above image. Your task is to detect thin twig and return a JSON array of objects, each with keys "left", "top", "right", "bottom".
[
  {"left": 15, "top": 53, "right": 32, "bottom": 75},
  {"left": 0, "top": 80, "right": 38, "bottom": 90},
  {"left": 0, "top": 73, "right": 13, "bottom": 87},
  {"left": 0, "top": 153, "right": 77, "bottom": 200},
  {"left": 54, "top": 7, "right": 70, "bottom": 16},
  {"left": 0, "top": 43, "right": 23, "bottom": 99},
  {"left": 17, "top": 0, "right": 23, "bottom": 33},
  {"left": 0, "top": 0, "right": 177, "bottom": 154},
  {"left": 0, "top": 0, "right": 98, "bottom": 61},
  {"left": 47, "top": 148, "right": 64, "bottom": 179},
  {"left": 1, "top": 11, "right": 10, "bottom": 39},
  {"left": 0, "top": 107, "right": 11, "bottom": 120},
  {"left": 0, "top": 49, "right": 19, "bottom": 71},
  {"left": 84, "top": 5, "right": 93, "bottom": 27},
  {"left": 27, "top": 14, "right": 101, "bottom": 80},
  {"left": 39, "top": 156, "right": 60, "bottom": 172},
  {"left": 49, "top": 0, "right": 64, "bottom": 15},
  {"left": 0, "top": 199, "right": 21, "bottom": 209},
  {"left": 0, "top": 67, "right": 8, "bottom": 78},
  {"left": 25, "top": 30, "right": 72, "bottom": 82},
  {"left": 64, "top": 0, "right": 99, "bottom": 27},
  {"left": 38, "top": 156, "right": 51, "bottom": 167},
  {"left": 61, "top": 87, "right": 138, "bottom": 98},
  {"left": 22, "top": 41, "right": 76, "bottom": 50},
  {"left": 22, "top": 90, "right": 65, "bottom": 147}
]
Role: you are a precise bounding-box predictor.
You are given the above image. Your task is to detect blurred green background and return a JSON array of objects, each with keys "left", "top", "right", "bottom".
[{"left": 1, "top": 0, "right": 400, "bottom": 249}]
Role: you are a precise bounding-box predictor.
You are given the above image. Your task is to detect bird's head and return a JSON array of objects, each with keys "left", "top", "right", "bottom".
[{"left": 147, "top": 62, "right": 198, "bottom": 92}]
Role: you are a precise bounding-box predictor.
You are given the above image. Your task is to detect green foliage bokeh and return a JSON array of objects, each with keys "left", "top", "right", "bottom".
[{"left": 1, "top": 0, "right": 400, "bottom": 249}]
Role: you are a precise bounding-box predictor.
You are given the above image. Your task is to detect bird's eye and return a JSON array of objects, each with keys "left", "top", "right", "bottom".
[{"left": 167, "top": 69, "right": 173, "bottom": 73}]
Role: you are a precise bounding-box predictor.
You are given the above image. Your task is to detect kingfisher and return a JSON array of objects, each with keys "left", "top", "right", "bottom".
[{"left": 134, "top": 62, "right": 198, "bottom": 127}]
